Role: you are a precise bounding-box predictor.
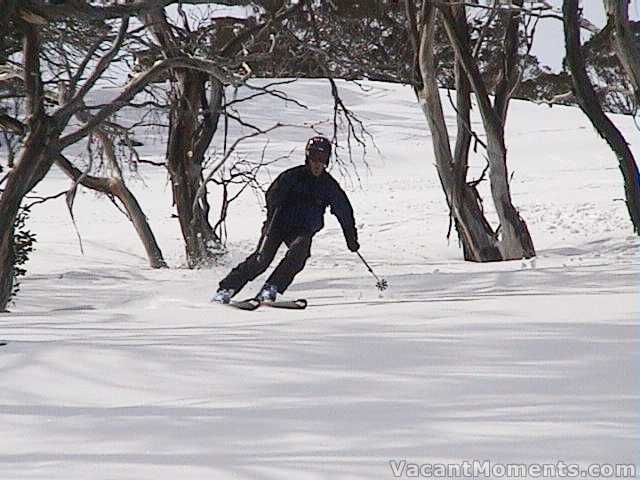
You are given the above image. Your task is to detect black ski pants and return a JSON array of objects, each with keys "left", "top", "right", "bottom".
[{"left": 218, "top": 220, "right": 312, "bottom": 295}]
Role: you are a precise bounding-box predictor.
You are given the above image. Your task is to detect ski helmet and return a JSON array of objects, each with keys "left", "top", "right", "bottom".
[{"left": 305, "top": 136, "right": 332, "bottom": 160}]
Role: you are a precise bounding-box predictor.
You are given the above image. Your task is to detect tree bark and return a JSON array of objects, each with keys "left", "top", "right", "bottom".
[
  {"left": 438, "top": 4, "right": 535, "bottom": 260},
  {"left": 451, "top": 5, "right": 501, "bottom": 261},
  {"left": 564, "top": 0, "right": 640, "bottom": 234},
  {"left": 166, "top": 70, "right": 221, "bottom": 267},
  {"left": 0, "top": 122, "right": 57, "bottom": 311},
  {"left": 0, "top": 222, "right": 15, "bottom": 311}
]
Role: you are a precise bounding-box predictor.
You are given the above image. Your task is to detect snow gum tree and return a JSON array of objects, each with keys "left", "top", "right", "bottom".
[
  {"left": 563, "top": 0, "right": 640, "bottom": 235},
  {"left": 406, "top": 2, "right": 502, "bottom": 262},
  {"left": 139, "top": 9, "right": 225, "bottom": 268},
  {"left": 405, "top": 0, "right": 535, "bottom": 261}
]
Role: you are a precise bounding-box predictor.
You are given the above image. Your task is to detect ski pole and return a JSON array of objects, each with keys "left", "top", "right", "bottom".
[{"left": 356, "top": 251, "right": 388, "bottom": 291}]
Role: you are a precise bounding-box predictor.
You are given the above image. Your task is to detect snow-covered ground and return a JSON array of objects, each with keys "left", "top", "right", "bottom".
[{"left": 1, "top": 80, "right": 638, "bottom": 479}]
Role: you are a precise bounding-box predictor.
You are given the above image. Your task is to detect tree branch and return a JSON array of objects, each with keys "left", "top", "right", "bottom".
[
  {"left": 59, "top": 55, "right": 250, "bottom": 149},
  {"left": 68, "top": 30, "right": 112, "bottom": 94},
  {"left": 17, "top": 0, "right": 254, "bottom": 24},
  {"left": 220, "top": 1, "right": 304, "bottom": 58},
  {"left": 54, "top": 17, "right": 130, "bottom": 125},
  {"left": 0, "top": 114, "right": 26, "bottom": 135},
  {"left": 195, "top": 122, "right": 286, "bottom": 213},
  {"left": 24, "top": 189, "right": 66, "bottom": 208}
]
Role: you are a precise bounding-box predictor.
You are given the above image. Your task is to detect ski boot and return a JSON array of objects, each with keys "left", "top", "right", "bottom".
[
  {"left": 212, "top": 288, "right": 234, "bottom": 304},
  {"left": 257, "top": 283, "right": 278, "bottom": 303}
]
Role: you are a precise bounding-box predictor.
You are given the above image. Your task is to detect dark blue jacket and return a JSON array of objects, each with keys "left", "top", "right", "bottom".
[{"left": 265, "top": 165, "right": 357, "bottom": 243}]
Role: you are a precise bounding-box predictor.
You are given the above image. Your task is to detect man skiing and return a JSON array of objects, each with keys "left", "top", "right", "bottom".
[{"left": 213, "top": 135, "right": 360, "bottom": 304}]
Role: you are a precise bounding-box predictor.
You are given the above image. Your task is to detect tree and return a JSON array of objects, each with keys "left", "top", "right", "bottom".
[
  {"left": 570, "top": 17, "right": 638, "bottom": 115},
  {"left": 1, "top": 17, "right": 168, "bottom": 270},
  {"left": 563, "top": 0, "right": 640, "bottom": 234},
  {"left": 603, "top": 0, "right": 640, "bottom": 108},
  {"left": 441, "top": 2, "right": 535, "bottom": 260},
  {"left": 139, "top": 9, "right": 225, "bottom": 268},
  {"left": 405, "top": 1, "right": 534, "bottom": 262},
  {"left": 0, "top": 1, "right": 252, "bottom": 311},
  {"left": 137, "top": 2, "right": 304, "bottom": 268},
  {"left": 405, "top": 1, "right": 498, "bottom": 261},
  {"left": 0, "top": 115, "right": 169, "bottom": 270}
]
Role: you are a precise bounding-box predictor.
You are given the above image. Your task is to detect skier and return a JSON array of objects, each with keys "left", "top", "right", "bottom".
[{"left": 213, "top": 135, "right": 360, "bottom": 304}]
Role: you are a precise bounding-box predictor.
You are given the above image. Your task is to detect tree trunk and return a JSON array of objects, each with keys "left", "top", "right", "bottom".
[
  {"left": 0, "top": 120, "right": 54, "bottom": 311},
  {"left": 493, "top": 0, "right": 523, "bottom": 125},
  {"left": 141, "top": 10, "right": 223, "bottom": 268},
  {"left": 416, "top": 3, "right": 502, "bottom": 262},
  {"left": 55, "top": 155, "right": 168, "bottom": 269},
  {"left": 438, "top": 5, "right": 535, "bottom": 260},
  {"left": 165, "top": 70, "right": 221, "bottom": 268},
  {"left": 0, "top": 20, "right": 54, "bottom": 310},
  {"left": 0, "top": 225, "right": 15, "bottom": 312},
  {"left": 564, "top": 0, "right": 640, "bottom": 234},
  {"left": 451, "top": 5, "right": 502, "bottom": 262}
]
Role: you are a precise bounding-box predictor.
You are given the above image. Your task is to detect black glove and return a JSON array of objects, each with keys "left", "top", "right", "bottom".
[{"left": 346, "top": 237, "right": 360, "bottom": 252}]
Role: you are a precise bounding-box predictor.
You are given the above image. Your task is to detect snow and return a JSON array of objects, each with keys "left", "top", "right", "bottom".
[{"left": 1, "top": 79, "right": 639, "bottom": 479}]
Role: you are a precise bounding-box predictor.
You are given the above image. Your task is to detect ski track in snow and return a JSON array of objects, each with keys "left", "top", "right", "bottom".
[{"left": 0, "top": 80, "right": 638, "bottom": 479}]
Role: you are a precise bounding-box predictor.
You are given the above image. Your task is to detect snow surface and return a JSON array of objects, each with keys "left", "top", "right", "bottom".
[{"left": 1, "top": 80, "right": 639, "bottom": 479}]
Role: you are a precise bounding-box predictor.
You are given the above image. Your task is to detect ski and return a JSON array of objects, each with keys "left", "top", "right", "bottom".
[
  {"left": 217, "top": 298, "right": 307, "bottom": 311},
  {"left": 226, "top": 298, "right": 261, "bottom": 311},
  {"left": 262, "top": 298, "right": 307, "bottom": 310}
]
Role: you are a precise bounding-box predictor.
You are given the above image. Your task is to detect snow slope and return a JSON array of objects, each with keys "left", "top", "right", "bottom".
[{"left": 1, "top": 80, "right": 638, "bottom": 479}]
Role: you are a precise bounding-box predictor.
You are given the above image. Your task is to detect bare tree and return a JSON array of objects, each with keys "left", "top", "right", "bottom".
[
  {"left": 406, "top": 1, "right": 502, "bottom": 262},
  {"left": 405, "top": 1, "right": 534, "bottom": 261},
  {"left": 0, "top": 2, "right": 251, "bottom": 311},
  {"left": 437, "top": 2, "right": 535, "bottom": 260},
  {"left": 1, "top": 9, "right": 169, "bottom": 270},
  {"left": 563, "top": 0, "right": 640, "bottom": 234},
  {"left": 139, "top": 9, "right": 223, "bottom": 268},
  {"left": 0, "top": 113, "right": 168, "bottom": 270}
]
